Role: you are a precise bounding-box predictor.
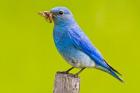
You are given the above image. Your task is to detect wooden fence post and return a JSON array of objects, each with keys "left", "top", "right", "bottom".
[{"left": 53, "top": 72, "right": 80, "bottom": 93}]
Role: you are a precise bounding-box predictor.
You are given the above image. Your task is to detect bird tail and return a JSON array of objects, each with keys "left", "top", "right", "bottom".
[
  {"left": 96, "top": 61, "right": 124, "bottom": 82},
  {"left": 108, "top": 67, "right": 124, "bottom": 82}
]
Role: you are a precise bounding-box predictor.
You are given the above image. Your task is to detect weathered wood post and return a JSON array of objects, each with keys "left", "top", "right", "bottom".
[{"left": 53, "top": 72, "right": 80, "bottom": 93}]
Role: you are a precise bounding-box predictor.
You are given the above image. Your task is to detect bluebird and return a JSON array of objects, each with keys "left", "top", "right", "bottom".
[{"left": 39, "top": 7, "right": 123, "bottom": 82}]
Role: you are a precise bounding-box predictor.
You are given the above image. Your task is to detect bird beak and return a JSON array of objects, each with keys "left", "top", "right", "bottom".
[{"left": 38, "top": 11, "right": 53, "bottom": 23}]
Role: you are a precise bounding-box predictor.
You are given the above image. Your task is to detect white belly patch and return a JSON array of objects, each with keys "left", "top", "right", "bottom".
[{"left": 61, "top": 49, "right": 96, "bottom": 68}]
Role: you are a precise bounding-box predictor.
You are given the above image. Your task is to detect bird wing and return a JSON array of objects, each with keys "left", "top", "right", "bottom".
[
  {"left": 67, "top": 25, "right": 108, "bottom": 68},
  {"left": 67, "top": 25, "right": 123, "bottom": 82}
]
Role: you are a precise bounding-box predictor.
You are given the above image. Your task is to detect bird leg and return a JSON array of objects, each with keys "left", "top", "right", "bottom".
[
  {"left": 74, "top": 67, "right": 86, "bottom": 77},
  {"left": 65, "top": 67, "right": 75, "bottom": 73},
  {"left": 58, "top": 67, "right": 74, "bottom": 74}
]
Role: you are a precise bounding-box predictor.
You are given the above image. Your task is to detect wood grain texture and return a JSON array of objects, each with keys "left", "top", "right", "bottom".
[{"left": 53, "top": 72, "right": 80, "bottom": 93}]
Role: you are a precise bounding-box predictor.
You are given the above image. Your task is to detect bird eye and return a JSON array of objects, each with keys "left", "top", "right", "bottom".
[{"left": 58, "top": 11, "right": 64, "bottom": 15}]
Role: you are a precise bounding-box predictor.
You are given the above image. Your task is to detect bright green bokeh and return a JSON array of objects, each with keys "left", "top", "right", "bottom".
[{"left": 0, "top": 0, "right": 140, "bottom": 93}]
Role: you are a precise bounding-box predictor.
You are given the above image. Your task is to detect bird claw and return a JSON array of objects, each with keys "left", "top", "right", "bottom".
[
  {"left": 73, "top": 74, "right": 79, "bottom": 78},
  {"left": 57, "top": 71, "right": 69, "bottom": 74}
]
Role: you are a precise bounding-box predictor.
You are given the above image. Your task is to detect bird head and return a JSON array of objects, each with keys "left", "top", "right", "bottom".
[{"left": 39, "top": 7, "right": 75, "bottom": 25}]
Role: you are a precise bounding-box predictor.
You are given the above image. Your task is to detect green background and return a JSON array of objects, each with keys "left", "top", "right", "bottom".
[{"left": 0, "top": 0, "right": 140, "bottom": 93}]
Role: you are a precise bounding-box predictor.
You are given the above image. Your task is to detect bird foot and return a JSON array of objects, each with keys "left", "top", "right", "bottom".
[
  {"left": 57, "top": 71, "right": 79, "bottom": 78},
  {"left": 57, "top": 71, "right": 69, "bottom": 74},
  {"left": 73, "top": 74, "right": 79, "bottom": 78}
]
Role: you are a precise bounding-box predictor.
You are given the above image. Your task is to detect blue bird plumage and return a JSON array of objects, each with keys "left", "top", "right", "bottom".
[{"left": 40, "top": 7, "right": 123, "bottom": 82}]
